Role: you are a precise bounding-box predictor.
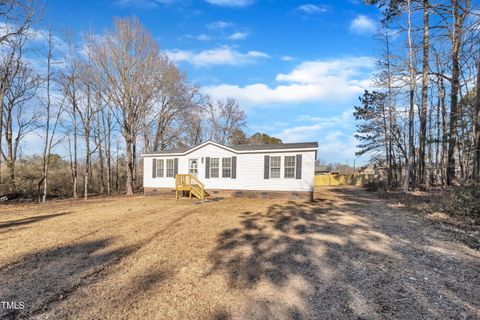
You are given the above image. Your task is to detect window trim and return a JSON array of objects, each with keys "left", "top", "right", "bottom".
[
  {"left": 210, "top": 157, "right": 220, "bottom": 178},
  {"left": 270, "top": 156, "right": 281, "bottom": 179},
  {"left": 222, "top": 157, "right": 232, "bottom": 178},
  {"left": 166, "top": 158, "right": 174, "bottom": 178},
  {"left": 156, "top": 159, "right": 164, "bottom": 178},
  {"left": 284, "top": 155, "right": 296, "bottom": 179}
]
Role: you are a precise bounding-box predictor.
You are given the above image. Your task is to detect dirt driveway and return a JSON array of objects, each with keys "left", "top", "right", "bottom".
[{"left": 0, "top": 187, "right": 479, "bottom": 319}]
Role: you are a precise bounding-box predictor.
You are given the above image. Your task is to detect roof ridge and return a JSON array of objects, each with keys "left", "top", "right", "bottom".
[{"left": 142, "top": 141, "right": 318, "bottom": 155}]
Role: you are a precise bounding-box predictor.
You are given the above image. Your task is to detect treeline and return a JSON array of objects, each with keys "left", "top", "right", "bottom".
[
  {"left": 354, "top": 0, "right": 479, "bottom": 191},
  {"left": 0, "top": 1, "right": 280, "bottom": 201}
]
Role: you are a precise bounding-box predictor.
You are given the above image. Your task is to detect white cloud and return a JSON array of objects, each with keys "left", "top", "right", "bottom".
[
  {"left": 275, "top": 57, "right": 373, "bottom": 83},
  {"left": 272, "top": 111, "right": 363, "bottom": 163},
  {"left": 275, "top": 125, "right": 358, "bottom": 159},
  {"left": 246, "top": 50, "right": 269, "bottom": 58},
  {"left": 297, "top": 110, "right": 353, "bottom": 126},
  {"left": 227, "top": 31, "right": 249, "bottom": 40},
  {"left": 296, "top": 4, "right": 327, "bottom": 14},
  {"left": 0, "top": 24, "right": 66, "bottom": 51},
  {"left": 349, "top": 15, "right": 377, "bottom": 34},
  {"left": 205, "top": 0, "right": 253, "bottom": 7},
  {"left": 280, "top": 55, "right": 296, "bottom": 61},
  {"left": 115, "top": 0, "right": 177, "bottom": 7},
  {"left": 203, "top": 56, "right": 374, "bottom": 106},
  {"left": 206, "top": 20, "right": 234, "bottom": 29},
  {"left": 196, "top": 33, "right": 211, "bottom": 41},
  {"left": 166, "top": 46, "right": 270, "bottom": 67}
]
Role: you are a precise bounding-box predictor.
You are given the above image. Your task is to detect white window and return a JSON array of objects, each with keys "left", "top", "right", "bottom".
[
  {"left": 270, "top": 156, "right": 281, "bottom": 178},
  {"left": 222, "top": 158, "right": 231, "bottom": 178},
  {"left": 156, "top": 159, "right": 164, "bottom": 177},
  {"left": 188, "top": 159, "right": 198, "bottom": 177},
  {"left": 210, "top": 158, "right": 219, "bottom": 178},
  {"left": 284, "top": 156, "right": 296, "bottom": 178},
  {"left": 166, "top": 159, "right": 174, "bottom": 177}
]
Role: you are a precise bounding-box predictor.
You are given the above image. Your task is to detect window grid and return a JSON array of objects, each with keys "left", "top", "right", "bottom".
[
  {"left": 210, "top": 158, "right": 219, "bottom": 178},
  {"left": 156, "top": 159, "right": 164, "bottom": 177},
  {"left": 284, "top": 156, "right": 296, "bottom": 179},
  {"left": 166, "top": 159, "right": 174, "bottom": 177},
  {"left": 222, "top": 158, "right": 232, "bottom": 178},
  {"left": 270, "top": 156, "right": 281, "bottom": 178}
]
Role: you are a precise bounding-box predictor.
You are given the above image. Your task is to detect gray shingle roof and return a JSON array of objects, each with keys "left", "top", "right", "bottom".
[
  {"left": 143, "top": 146, "right": 189, "bottom": 155},
  {"left": 230, "top": 142, "right": 318, "bottom": 151},
  {"left": 143, "top": 141, "right": 318, "bottom": 155}
]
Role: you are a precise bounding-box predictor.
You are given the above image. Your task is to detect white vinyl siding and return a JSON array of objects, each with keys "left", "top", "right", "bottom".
[
  {"left": 210, "top": 158, "right": 219, "bottom": 178},
  {"left": 166, "top": 159, "right": 174, "bottom": 177},
  {"left": 222, "top": 158, "right": 232, "bottom": 178},
  {"left": 284, "top": 156, "right": 296, "bottom": 178},
  {"left": 270, "top": 156, "right": 281, "bottom": 178},
  {"left": 143, "top": 141, "right": 315, "bottom": 192},
  {"left": 156, "top": 159, "right": 164, "bottom": 177}
]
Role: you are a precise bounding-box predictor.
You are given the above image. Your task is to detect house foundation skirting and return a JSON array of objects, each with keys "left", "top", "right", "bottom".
[{"left": 144, "top": 187, "right": 313, "bottom": 201}]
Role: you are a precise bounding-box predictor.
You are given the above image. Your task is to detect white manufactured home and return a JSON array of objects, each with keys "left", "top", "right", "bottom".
[{"left": 142, "top": 140, "right": 318, "bottom": 200}]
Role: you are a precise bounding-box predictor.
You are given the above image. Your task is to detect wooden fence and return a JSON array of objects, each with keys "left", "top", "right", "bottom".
[{"left": 314, "top": 174, "right": 375, "bottom": 186}]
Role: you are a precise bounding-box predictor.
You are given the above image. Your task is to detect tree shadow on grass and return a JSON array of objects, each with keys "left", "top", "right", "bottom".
[
  {"left": 0, "top": 212, "right": 74, "bottom": 230},
  {"left": 20, "top": 210, "right": 200, "bottom": 319},
  {"left": 0, "top": 238, "right": 135, "bottom": 320},
  {"left": 209, "top": 187, "right": 480, "bottom": 319}
]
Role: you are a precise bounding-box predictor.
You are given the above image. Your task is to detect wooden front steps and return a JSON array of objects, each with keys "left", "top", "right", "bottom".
[{"left": 175, "top": 174, "right": 209, "bottom": 200}]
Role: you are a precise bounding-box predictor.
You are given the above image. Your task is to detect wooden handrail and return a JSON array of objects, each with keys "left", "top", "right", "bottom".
[
  {"left": 175, "top": 174, "right": 206, "bottom": 200},
  {"left": 176, "top": 174, "right": 205, "bottom": 188},
  {"left": 190, "top": 175, "right": 205, "bottom": 189}
]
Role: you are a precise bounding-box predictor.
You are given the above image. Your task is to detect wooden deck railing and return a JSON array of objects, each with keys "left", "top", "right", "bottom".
[{"left": 175, "top": 174, "right": 208, "bottom": 200}]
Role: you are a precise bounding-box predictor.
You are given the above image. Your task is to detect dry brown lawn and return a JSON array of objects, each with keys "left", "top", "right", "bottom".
[{"left": 0, "top": 187, "right": 479, "bottom": 320}]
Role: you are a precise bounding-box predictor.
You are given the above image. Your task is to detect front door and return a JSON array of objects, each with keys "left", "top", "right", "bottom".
[{"left": 188, "top": 159, "right": 198, "bottom": 177}]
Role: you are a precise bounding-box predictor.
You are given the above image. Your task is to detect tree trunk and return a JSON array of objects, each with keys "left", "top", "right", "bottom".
[
  {"left": 474, "top": 61, "right": 480, "bottom": 182},
  {"left": 96, "top": 118, "right": 105, "bottom": 195},
  {"left": 447, "top": 5, "right": 460, "bottom": 185},
  {"left": 68, "top": 104, "right": 79, "bottom": 199},
  {"left": 40, "top": 32, "right": 55, "bottom": 203},
  {"left": 441, "top": 77, "right": 448, "bottom": 186},
  {"left": 428, "top": 105, "right": 434, "bottom": 185},
  {"left": 404, "top": 0, "right": 416, "bottom": 192},
  {"left": 446, "top": 0, "right": 470, "bottom": 185},
  {"left": 115, "top": 140, "right": 119, "bottom": 193},
  {"left": 125, "top": 135, "right": 134, "bottom": 195},
  {"left": 435, "top": 78, "right": 441, "bottom": 184},
  {"left": 418, "top": 0, "right": 429, "bottom": 187},
  {"left": 73, "top": 113, "right": 78, "bottom": 198},
  {"left": 6, "top": 161, "right": 15, "bottom": 192},
  {"left": 132, "top": 139, "right": 137, "bottom": 192},
  {"left": 4, "top": 111, "right": 15, "bottom": 191},
  {"left": 104, "top": 110, "right": 112, "bottom": 195},
  {"left": 84, "top": 126, "right": 90, "bottom": 200},
  {"left": 381, "top": 103, "right": 392, "bottom": 188},
  {"left": 0, "top": 96, "right": 4, "bottom": 189},
  {"left": 384, "top": 32, "right": 395, "bottom": 188},
  {"left": 458, "top": 98, "right": 466, "bottom": 179}
]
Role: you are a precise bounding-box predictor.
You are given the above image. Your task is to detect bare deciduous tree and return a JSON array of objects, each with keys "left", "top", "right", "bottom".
[
  {"left": 91, "top": 17, "right": 160, "bottom": 195},
  {"left": 207, "top": 97, "right": 246, "bottom": 145},
  {"left": 38, "top": 30, "right": 65, "bottom": 202},
  {"left": 1, "top": 38, "right": 40, "bottom": 191},
  {"left": 0, "top": 0, "right": 39, "bottom": 190},
  {"left": 445, "top": 0, "right": 472, "bottom": 185},
  {"left": 58, "top": 32, "right": 80, "bottom": 198}
]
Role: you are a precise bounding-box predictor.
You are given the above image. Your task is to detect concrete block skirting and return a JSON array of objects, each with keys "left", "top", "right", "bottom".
[{"left": 144, "top": 187, "right": 313, "bottom": 201}]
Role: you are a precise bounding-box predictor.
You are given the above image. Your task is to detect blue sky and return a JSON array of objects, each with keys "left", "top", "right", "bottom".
[{"left": 41, "top": 0, "right": 381, "bottom": 165}]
